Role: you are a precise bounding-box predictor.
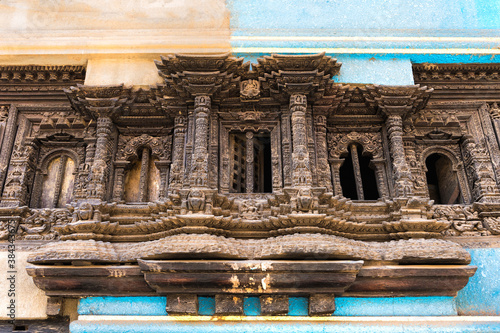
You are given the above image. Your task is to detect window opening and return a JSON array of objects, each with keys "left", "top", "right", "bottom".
[
  {"left": 339, "top": 143, "right": 379, "bottom": 200},
  {"left": 124, "top": 147, "right": 160, "bottom": 202},
  {"left": 39, "top": 155, "right": 76, "bottom": 208},
  {"left": 230, "top": 131, "right": 272, "bottom": 193},
  {"left": 425, "top": 153, "right": 462, "bottom": 204}
]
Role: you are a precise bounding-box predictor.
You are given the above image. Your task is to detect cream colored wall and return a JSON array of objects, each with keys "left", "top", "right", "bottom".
[
  {"left": 0, "top": 251, "right": 48, "bottom": 320},
  {"left": 0, "top": 0, "right": 231, "bottom": 85}
]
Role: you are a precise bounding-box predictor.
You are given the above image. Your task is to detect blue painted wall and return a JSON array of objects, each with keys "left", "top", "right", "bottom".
[
  {"left": 70, "top": 320, "right": 500, "bottom": 333},
  {"left": 228, "top": 0, "right": 500, "bottom": 34},
  {"left": 457, "top": 248, "right": 500, "bottom": 316},
  {"left": 229, "top": 0, "right": 500, "bottom": 83}
]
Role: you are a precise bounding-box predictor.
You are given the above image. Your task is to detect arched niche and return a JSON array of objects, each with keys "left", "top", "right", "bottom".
[
  {"left": 123, "top": 146, "right": 161, "bottom": 203},
  {"left": 33, "top": 150, "right": 78, "bottom": 208},
  {"left": 422, "top": 147, "right": 469, "bottom": 204}
]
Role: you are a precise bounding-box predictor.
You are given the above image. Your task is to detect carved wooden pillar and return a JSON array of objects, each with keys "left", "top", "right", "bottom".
[
  {"left": 169, "top": 116, "right": 186, "bottom": 194},
  {"left": 138, "top": 147, "right": 150, "bottom": 202},
  {"left": 461, "top": 135, "right": 500, "bottom": 202},
  {"left": 350, "top": 143, "right": 365, "bottom": 200},
  {"left": 51, "top": 155, "right": 69, "bottom": 208},
  {"left": 0, "top": 105, "right": 18, "bottom": 194},
  {"left": 290, "top": 94, "right": 312, "bottom": 187},
  {"left": 329, "top": 158, "right": 344, "bottom": 196},
  {"left": 281, "top": 106, "right": 292, "bottom": 187},
  {"left": 156, "top": 161, "right": 170, "bottom": 201},
  {"left": 245, "top": 131, "right": 254, "bottom": 193},
  {"left": 371, "top": 159, "right": 390, "bottom": 199},
  {"left": 208, "top": 111, "right": 219, "bottom": 190},
  {"left": 314, "top": 115, "right": 332, "bottom": 192},
  {"left": 306, "top": 109, "right": 317, "bottom": 186},
  {"left": 190, "top": 95, "right": 211, "bottom": 188},
  {"left": 111, "top": 161, "right": 127, "bottom": 202},
  {"left": 1, "top": 140, "right": 38, "bottom": 207},
  {"left": 386, "top": 114, "right": 413, "bottom": 197},
  {"left": 219, "top": 125, "right": 230, "bottom": 193},
  {"left": 87, "top": 115, "right": 114, "bottom": 201},
  {"left": 271, "top": 125, "right": 283, "bottom": 193},
  {"left": 483, "top": 103, "right": 500, "bottom": 183},
  {"left": 74, "top": 139, "right": 95, "bottom": 201}
]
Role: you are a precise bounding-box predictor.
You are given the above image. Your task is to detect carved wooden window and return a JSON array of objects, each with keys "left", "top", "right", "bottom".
[
  {"left": 123, "top": 147, "right": 160, "bottom": 203},
  {"left": 36, "top": 154, "right": 76, "bottom": 208},
  {"left": 339, "top": 143, "right": 379, "bottom": 200},
  {"left": 425, "top": 153, "right": 463, "bottom": 204},
  {"left": 229, "top": 131, "right": 272, "bottom": 193}
]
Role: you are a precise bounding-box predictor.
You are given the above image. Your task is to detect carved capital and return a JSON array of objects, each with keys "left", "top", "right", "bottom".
[
  {"left": 361, "top": 84, "right": 433, "bottom": 119},
  {"left": 64, "top": 84, "right": 135, "bottom": 121}
]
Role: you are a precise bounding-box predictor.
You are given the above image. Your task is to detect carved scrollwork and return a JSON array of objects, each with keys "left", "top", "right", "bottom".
[
  {"left": 120, "top": 134, "right": 171, "bottom": 161},
  {"left": 327, "top": 131, "right": 383, "bottom": 159}
]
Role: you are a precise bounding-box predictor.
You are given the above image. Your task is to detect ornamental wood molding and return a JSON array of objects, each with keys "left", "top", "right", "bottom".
[{"left": 3, "top": 56, "right": 500, "bottom": 315}]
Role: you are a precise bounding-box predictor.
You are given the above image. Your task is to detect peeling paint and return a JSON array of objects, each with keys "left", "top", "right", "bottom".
[
  {"left": 230, "top": 274, "right": 240, "bottom": 288},
  {"left": 261, "top": 274, "right": 270, "bottom": 291}
]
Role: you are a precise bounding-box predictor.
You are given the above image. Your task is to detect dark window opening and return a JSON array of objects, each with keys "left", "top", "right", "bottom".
[
  {"left": 359, "top": 152, "right": 379, "bottom": 200},
  {"left": 254, "top": 134, "right": 272, "bottom": 193},
  {"left": 426, "top": 153, "right": 462, "bottom": 204},
  {"left": 230, "top": 132, "right": 272, "bottom": 193},
  {"left": 339, "top": 144, "right": 379, "bottom": 200},
  {"left": 340, "top": 148, "right": 358, "bottom": 200}
]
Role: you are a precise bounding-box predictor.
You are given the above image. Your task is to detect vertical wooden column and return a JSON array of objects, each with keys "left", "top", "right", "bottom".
[
  {"left": 245, "top": 131, "right": 254, "bottom": 193},
  {"left": 138, "top": 148, "right": 150, "bottom": 202},
  {"left": 190, "top": 95, "right": 211, "bottom": 188},
  {"left": 74, "top": 139, "right": 96, "bottom": 201},
  {"left": 281, "top": 106, "right": 292, "bottom": 187},
  {"left": 51, "top": 156, "right": 69, "bottom": 208},
  {"left": 386, "top": 114, "right": 412, "bottom": 197},
  {"left": 0, "top": 105, "right": 18, "bottom": 194},
  {"left": 314, "top": 115, "right": 332, "bottom": 192},
  {"left": 461, "top": 135, "right": 500, "bottom": 202},
  {"left": 482, "top": 103, "right": 500, "bottom": 183},
  {"left": 371, "top": 159, "right": 390, "bottom": 199},
  {"left": 290, "top": 94, "right": 312, "bottom": 187},
  {"left": 88, "top": 115, "right": 113, "bottom": 201},
  {"left": 169, "top": 116, "right": 186, "bottom": 194},
  {"left": 350, "top": 143, "right": 364, "bottom": 200},
  {"left": 329, "top": 159, "right": 344, "bottom": 196},
  {"left": 271, "top": 126, "right": 283, "bottom": 193},
  {"left": 111, "top": 163, "right": 126, "bottom": 202}
]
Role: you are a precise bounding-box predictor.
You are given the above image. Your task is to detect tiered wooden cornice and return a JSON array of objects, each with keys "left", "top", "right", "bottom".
[
  {"left": 64, "top": 84, "right": 136, "bottom": 120},
  {"left": 361, "top": 85, "right": 434, "bottom": 118},
  {"left": 413, "top": 63, "right": 500, "bottom": 104},
  {"left": 0, "top": 65, "right": 85, "bottom": 105},
  {"left": 253, "top": 52, "right": 342, "bottom": 101},
  {"left": 155, "top": 53, "right": 248, "bottom": 100}
]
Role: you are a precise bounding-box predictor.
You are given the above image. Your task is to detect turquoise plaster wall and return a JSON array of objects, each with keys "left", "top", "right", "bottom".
[
  {"left": 457, "top": 248, "right": 500, "bottom": 316},
  {"left": 228, "top": 0, "right": 500, "bottom": 84},
  {"left": 228, "top": 0, "right": 500, "bottom": 34},
  {"left": 70, "top": 320, "right": 500, "bottom": 333}
]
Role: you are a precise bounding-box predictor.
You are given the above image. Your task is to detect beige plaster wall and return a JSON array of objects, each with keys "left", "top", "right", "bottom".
[
  {"left": 0, "top": 251, "right": 48, "bottom": 320},
  {"left": 0, "top": 0, "right": 231, "bottom": 86}
]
